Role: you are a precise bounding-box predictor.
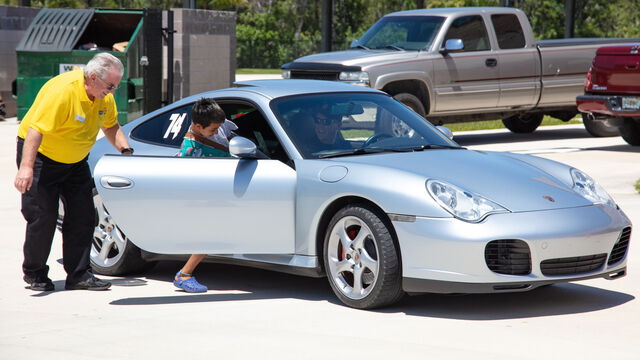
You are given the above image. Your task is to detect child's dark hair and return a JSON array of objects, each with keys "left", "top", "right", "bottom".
[{"left": 191, "top": 97, "right": 225, "bottom": 127}]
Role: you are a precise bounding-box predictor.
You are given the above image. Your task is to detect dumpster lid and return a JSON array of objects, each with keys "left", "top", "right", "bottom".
[{"left": 16, "top": 8, "right": 95, "bottom": 52}]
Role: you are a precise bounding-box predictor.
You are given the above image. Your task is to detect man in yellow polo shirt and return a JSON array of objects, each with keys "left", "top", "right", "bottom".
[{"left": 14, "top": 53, "right": 133, "bottom": 291}]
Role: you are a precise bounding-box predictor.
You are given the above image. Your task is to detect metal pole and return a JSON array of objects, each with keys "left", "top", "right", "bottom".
[
  {"left": 167, "top": 10, "right": 174, "bottom": 104},
  {"left": 321, "top": 0, "right": 332, "bottom": 52},
  {"left": 564, "top": 0, "right": 575, "bottom": 38}
]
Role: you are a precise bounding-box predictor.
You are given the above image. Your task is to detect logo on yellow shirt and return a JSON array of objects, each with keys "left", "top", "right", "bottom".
[{"left": 75, "top": 114, "right": 85, "bottom": 123}]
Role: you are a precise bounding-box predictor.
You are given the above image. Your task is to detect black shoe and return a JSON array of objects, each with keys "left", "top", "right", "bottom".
[
  {"left": 65, "top": 276, "right": 111, "bottom": 291},
  {"left": 28, "top": 279, "right": 55, "bottom": 291}
]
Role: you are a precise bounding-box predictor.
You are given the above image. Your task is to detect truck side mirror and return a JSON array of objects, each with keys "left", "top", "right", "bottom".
[{"left": 441, "top": 39, "right": 464, "bottom": 54}]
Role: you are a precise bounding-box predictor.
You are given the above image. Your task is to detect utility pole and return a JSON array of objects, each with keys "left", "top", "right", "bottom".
[
  {"left": 321, "top": 0, "right": 332, "bottom": 52},
  {"left": 564, "top": 0, "right": 575, "bottom": 38}
]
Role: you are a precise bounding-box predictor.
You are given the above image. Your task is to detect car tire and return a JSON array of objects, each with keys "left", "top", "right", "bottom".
[
  {"left": 393, "top": 92, "right": 426, "bottom": 117},
  {"left": 323, "top": 203, "right": 404, "bottom": 309},
  {"left": 620, "top": 118, "right": 640, "bottom": 146},
  {"left": 502, "top": 113, "right": 543, "bottom": 133},
  {"left": 583, "top": 115, "right": 621, "bottom": 137},
  {"left": 90, "top": 189, "right": 154, "bottom": 275}
]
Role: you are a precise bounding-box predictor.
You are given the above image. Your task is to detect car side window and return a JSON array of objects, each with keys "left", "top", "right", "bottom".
[
  {"left": 130, "top": 103, "right": 192, "bottom": 148},
  {"left": 444, "top": 15, "right": 490, "bottom": 52},
  {"left": 219, "top": 102, "right": 292, "bottom": 166},
  {"left": 491, "top": 14, "right": 526, "bottom": 49}
]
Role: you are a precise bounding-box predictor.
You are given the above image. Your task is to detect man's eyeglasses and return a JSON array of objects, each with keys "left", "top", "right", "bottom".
[
  {"left": 314, "top": 117, "right": 340, "bottom": 126},
  {"left": 95, "top": 76, "right": 119, "bottom": 91}
]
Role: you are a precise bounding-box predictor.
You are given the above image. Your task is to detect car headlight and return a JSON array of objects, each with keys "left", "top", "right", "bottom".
[
  {"left": 426, "top": 179, "right": 509, "bottom": 222},
  {"left": 571, "top": 168, "right": 615, "bottom": 207},
  {"left": 282, "top": 69, "right": 291, "bottom": 79},
  {"left": 339, "top": 71, "right": 369, "bottom": 86}
]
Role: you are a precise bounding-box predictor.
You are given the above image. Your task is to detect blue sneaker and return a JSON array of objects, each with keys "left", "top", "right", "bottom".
[{"left": 173, "top": 271, "right": 207, "bottom": 293}]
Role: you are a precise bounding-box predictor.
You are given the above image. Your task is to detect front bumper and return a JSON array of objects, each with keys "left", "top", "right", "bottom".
[
  {"left": 394, "top": 204, "right": 631, "bottom": 294},
  {"left": 577, "top": 94, "right": 640, "bottom": 117}
]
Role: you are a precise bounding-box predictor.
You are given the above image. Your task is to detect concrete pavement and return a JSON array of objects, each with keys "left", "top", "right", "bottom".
[{"left": 1, "top": 118, "right": 639, "bottom": 360}]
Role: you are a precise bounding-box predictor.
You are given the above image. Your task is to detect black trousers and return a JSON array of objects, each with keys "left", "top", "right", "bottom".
[{"left": 16, "top": 137, "right": 96, "bottom": 285}]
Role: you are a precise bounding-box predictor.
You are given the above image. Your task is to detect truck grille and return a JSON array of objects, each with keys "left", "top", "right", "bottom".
[
  {"left": 540, "top": 254, "right": 607, "bottom": 276},
  {"left": 608, "top": 227, "right": 631, "bottom": 265},
  {"left": 290, "top": 70, "right": 339, "bottom": 81},
  {"left": 485, "top": 239, "right": 531, "bottom": 275}
]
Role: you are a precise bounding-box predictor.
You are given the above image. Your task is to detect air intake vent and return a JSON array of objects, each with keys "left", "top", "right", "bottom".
[
  {"left": 608, "top": 227, "right": 631, "bottom": 265},
  {"left": 485, "top": 239, "right": 531, "bottom": 275},
  {"left": 540, "top": 253, "right": 607, "bottom": 276},
  {"left": 290, "top": 71, "right": 339, "bottom": 81}
]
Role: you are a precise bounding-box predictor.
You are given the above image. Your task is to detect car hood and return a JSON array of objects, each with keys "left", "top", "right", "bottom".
[
  {"left": 333, "top": 149, "right": 593, "bottom": 212},
  {"left": 290, "top": 49, "right": 420, "bottom": 68}
]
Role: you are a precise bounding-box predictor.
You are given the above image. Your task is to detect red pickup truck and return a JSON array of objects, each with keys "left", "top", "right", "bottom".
[{"left": 577, "top": 44, "right": 640, "bottom": 145}]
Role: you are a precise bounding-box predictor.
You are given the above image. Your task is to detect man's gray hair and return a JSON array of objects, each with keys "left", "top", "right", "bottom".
[{"left": 85, "top": 52, "right": 124, "bottom": 79}]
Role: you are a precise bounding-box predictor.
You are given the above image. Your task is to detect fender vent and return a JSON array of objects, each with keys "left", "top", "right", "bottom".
[
  {"left": 541, "top": 254, "right": 607, "bottom": 276},
  {"left": 608, "top": 227, "right": 631, "bottom": 265},
  {"left": 485, "top": 239, "right": 531, "bottom": 275}
]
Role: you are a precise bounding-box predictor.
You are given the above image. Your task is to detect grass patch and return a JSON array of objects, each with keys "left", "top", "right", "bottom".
[
  {"left": 444, "top": 115, "right": 583, "bottom": 132},
  {"left": 635, "top": 179, "right": 640, "bottom": 194},
  {"left": 236, "top": 68, "right": 282, "bottom": 75}
]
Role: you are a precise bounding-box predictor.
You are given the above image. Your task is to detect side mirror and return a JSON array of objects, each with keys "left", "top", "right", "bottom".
[
  {"left": 441, "top": 38, "right": 464, "bottom": 54},
  {"left": 229, "top": 136, "right": 258, "bottom": 159},
  {"left": 350, "top": 39, "right": 360, "bottom": 48},
  {"left": 436, "top": 126, "right": 454, "bottom": 140}
]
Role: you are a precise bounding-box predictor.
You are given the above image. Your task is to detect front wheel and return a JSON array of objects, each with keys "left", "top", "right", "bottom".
[
  {"left": 90, "top": 189, "right": 154, "bottom": 275},
  {"left": 620, "top": 118, "right": 640, "bottom": 146},
  {"left": 323, "top": 204, "right": 404, "bottom": 309},
  {"left": 502, "top": 113, "right": 543, "bottom": 133}
]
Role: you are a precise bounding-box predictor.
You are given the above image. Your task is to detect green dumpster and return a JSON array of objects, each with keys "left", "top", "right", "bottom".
[{"left": 14, "top": 8, "right": 146, "bottom": 124}]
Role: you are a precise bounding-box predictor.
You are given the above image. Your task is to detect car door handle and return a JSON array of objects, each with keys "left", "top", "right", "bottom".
[
  {"left": 485, "top": 58, "right": 497, "bottom": 67},
  {"left": 100, "top": 176, "right": 134, "bottom": 189}
]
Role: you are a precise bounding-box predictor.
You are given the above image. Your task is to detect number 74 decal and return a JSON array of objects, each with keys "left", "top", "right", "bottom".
[{"left": 163, "top": 113, "right": 187, "bottom": 140}]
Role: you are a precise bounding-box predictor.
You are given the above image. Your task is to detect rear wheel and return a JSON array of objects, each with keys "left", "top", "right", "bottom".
[
  {"left": 620, "top": 118, "right": 640, "bottom": 146},
  {"left": 90, "top": 189, "right": 154, "bottom": 275},
  {"left": 583, "top": 115, "right": 621, "bottom": 137},
  {"left": 323, "top": 204, "right": 404, "bottom": 309},
  {"left": 502, "top": 113, "right": 543, "bottom": 133}
]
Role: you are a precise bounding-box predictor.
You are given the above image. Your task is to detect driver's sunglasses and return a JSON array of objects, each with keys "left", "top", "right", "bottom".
[
  {"left": 96, "top": 76, "right": 119, "bottom": 91},
  {"left": 314, "top": 117, "right": 340, "bottom": 126}
]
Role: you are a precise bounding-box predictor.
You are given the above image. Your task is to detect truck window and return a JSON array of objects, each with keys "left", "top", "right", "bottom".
[
  {"left": 444, "top": 15, "right": 490, "bottom": 52},
  {"left": 491, "top": 14, "right": 526, "bottom": 49}
]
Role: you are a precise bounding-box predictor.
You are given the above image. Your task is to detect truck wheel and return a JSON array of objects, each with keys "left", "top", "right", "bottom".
[
  {"left": 323, "top": 203, "right": 404, "bottom": 309},
  {"left": 502, "top": 113, "right": 543, "bottom": 133},
  {"left": 583, "top": 115, "right": 621, "bottom": 137},
  {"left": 620, "top": 119, "right": 640, "bottom": 146},
  {"left": 393, "top": 93, "right": 426, "bottom": 117}
]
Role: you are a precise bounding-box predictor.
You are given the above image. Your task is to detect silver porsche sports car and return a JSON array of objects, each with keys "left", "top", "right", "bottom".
[{"left": 88, "top": 80, "right": 631, "bottom": 309}]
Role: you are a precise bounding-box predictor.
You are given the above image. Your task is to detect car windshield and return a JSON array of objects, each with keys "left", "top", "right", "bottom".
[
  {"left": 270, "top": 92, "right": 461, "bottom": 159},
  {"left": 356, "top": 16, "right": 445, "bottom": 51}
]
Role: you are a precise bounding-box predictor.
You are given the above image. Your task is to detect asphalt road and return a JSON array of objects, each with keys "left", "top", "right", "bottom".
[{"left": 1, "top": 119, "right": 638, "bottom": 360}]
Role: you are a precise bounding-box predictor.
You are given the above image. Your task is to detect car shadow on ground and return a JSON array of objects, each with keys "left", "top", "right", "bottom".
[{"left": 108, "top": 261, "right": 634, "bottom": 319}]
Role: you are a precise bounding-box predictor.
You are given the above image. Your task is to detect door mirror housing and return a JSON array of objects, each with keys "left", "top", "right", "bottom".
[{"left": 441, "top": 38, "right": 464, "bottom": 54}]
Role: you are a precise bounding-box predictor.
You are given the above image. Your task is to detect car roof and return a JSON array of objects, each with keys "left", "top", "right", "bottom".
[
  {"left": 176, "top": 79, "right": 383, "bottom": 104},
  {"left": 386, "top": 7, "right": 520, "bottom": 17}
]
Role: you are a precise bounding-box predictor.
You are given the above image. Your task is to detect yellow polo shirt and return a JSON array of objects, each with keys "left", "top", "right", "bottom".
[{"left": 18, "top": 70, "right": 118, "bottom": 164}]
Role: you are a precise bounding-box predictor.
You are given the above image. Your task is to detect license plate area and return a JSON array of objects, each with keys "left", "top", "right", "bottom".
[{"left": 621, "top": 96, "right": 640, "bottom": 110}]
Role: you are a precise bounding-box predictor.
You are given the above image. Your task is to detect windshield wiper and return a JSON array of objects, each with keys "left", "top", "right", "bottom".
[
  {"left": 383, "top": 45, "right": 405, "bottom": 51},
  {"left": 318, "top": 148, "right": 388, "bottom": 159},
  {"left": 351, "top": 44, "right": 370, "bottom": 50},
  {"left": 410, "top": 144, "right": 465, "bottom": 151}
]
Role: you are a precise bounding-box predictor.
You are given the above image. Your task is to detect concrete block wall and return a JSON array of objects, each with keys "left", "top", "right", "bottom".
[
  {"left": 171, "top": 8, "right": 236, "bottom": 102},
  {"left": 0, "top": 6, "right": 39, "bottom": 117}
]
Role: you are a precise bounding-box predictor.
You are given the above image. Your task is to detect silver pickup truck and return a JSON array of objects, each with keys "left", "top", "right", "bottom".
[{"left": 282, "top": 7, "right": 638, "bottom": 135}]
